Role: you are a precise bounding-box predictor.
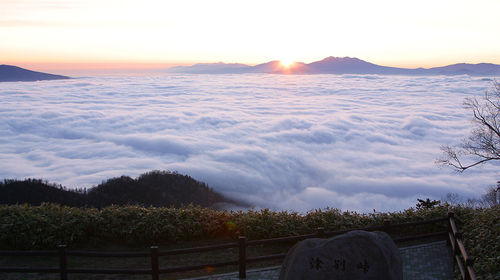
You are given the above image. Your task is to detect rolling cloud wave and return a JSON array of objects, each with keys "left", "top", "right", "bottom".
[{"left": 0, "top": 74, "right": 497, "bottom": 212}]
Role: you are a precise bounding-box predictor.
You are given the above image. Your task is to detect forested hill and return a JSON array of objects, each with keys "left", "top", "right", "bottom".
[{"left": 0, "top": 170, "right": 239, "bottom": 208}]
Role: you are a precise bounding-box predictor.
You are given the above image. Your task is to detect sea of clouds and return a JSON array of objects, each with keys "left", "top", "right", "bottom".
[{"left": 0, "top": 74, "right": 498, "bottom": 212}]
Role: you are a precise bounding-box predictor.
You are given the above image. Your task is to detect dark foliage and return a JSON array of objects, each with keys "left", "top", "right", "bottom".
[
  {"left": 415, "top": 198, "right": 441, "bottom": 210},
  {"left": 0, "top": 179, "right": 86, "bottom": 207},
  {"left": 0, "top": 170, "right": 236, "bottom": 208}
]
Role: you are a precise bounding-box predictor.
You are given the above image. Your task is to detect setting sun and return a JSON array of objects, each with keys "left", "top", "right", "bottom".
[{"left": 280, "top": 59, "right": 294, "bottom": 68}]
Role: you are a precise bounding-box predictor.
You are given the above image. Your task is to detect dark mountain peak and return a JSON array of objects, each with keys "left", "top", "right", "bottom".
[
  {"left": 192, "top": 62, "right": 248, "bottom": 67},
  {"left": 165, "top": 62, "right": 251, "bottom": 74},
  {"left": 251, "top": 60, "right": 283, "bottom": 73},
  {"left": 165, "top": 57, "right": 500, "bottom": 76},
  {"left": 428, "top": 62, "right": 500, "bottom": 76},
  {"left": 1, "top": 64, "right": 18, "bottom": 69},
  {"left": 0, "top": 65, "right": 70, "bottom": 82},
  {"left": 307, "top": 56, "right": 385, "bottom": 74},
  {"left": 443, "top": 62, "right": 496, "bottom": 68},
  {"left": 309, "top": 56, "right": 375, "bottom": 67},
  {"left": 254, "top": 60, "right": 281, "bottom": 66},
  {"left": 320, "top": 56, "right": 360, "bottom": 62}
]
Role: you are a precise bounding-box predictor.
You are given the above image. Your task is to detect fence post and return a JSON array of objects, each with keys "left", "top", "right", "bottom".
[
  {"left": 58, "top": 245, "right": 67, "bottom": 280},
  {"left": 316, "top": 227, "right": 325, "bottom": 238},
  {"left": 238, "top": 236, "right": 247, "bottom": 279},
  {"left": 454, "top": 232, "right": 462, "bottom": 257},
  {"left": 151, "top": 246, "right": 159, "bottom": 280},
  {"left": 465, "top": 259, "right": 471, "bottom": 280},
  {"left": 447, "top": 212, "right": 454, "bottom": 247}
]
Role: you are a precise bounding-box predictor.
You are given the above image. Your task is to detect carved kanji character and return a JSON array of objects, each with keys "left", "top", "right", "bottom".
[{"left": 309, "top": 257, "right": 323, "bottom": 270}]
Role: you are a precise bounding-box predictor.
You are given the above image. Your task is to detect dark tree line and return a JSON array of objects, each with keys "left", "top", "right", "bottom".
[{"left": 0, "top": 170, "right": 238, "bottom": 208}]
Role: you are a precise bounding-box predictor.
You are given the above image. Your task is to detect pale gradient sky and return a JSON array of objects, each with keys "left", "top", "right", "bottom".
[{"left": 1, "top": 0, "right": 499, "bottom": 71}]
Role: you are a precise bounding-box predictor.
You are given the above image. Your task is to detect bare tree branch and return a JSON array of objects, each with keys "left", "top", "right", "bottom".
[{"left": 437, "top": 81, "right": 500, "bottom": 172}]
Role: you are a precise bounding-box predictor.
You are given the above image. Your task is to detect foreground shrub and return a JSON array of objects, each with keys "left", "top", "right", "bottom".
[
  {"left": 459, "top": 205, "right": 499, "bottom": 278},
  {"left": 0, "top": 204, "right": 498, "bottom": 279}
]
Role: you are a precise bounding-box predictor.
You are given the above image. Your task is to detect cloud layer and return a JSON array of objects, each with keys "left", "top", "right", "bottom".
[{"left": 0, "top": 74, "right": 497, "bottom": 212}]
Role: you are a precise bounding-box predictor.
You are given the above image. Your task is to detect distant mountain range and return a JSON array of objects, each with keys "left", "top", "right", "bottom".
[
  {"left": 166, "top": 56, "right": 500, "bottom": 76},
  {"left": 0, "top": 65, "right": 70, "bottom": 82},
  {"left": 2, "top": 58, "right": 498, "bottom": 79}
]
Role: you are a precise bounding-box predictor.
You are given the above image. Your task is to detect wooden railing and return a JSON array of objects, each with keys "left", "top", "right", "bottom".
[
  {"left": 0, "top": 212, "right": 476, "bottom": 279},
  {"left": 448, "top": 212, "right": 476, "bottom": 280}
]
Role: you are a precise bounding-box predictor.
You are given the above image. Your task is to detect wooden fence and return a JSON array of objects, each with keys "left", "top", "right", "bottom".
[
  {"left": 0, "top": 212, "right": 475, "bottom": 280},
  {"left": 448, "top": 212, "right": 476, "bottom": 280}
]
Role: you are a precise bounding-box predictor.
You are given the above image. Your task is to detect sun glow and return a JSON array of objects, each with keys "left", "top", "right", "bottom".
[
  {"left": 280, "top": 59, "right": 294, "bottom": 68},
  {"left": 1, "top": 0, "right": 499, "bottom": 68}
]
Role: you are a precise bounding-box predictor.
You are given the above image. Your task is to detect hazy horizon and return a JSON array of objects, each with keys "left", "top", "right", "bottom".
[
  {"left": 6, "top": 56, "right": 500, "bottom": 77},
  {"left": 2, "top": 0, "right": 499, "bottom": 70}
]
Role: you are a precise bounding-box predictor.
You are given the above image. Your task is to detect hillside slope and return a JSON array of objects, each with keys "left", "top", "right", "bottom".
[
  {"left": 0, "top": 65, "right": 70, "bottom": 82},
  {"left": 0, "top": 170, "right": 238, "bottom": 208}
]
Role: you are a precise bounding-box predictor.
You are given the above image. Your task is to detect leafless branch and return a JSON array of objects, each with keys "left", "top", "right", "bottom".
[{"left": 438, "top": 82, "right": 500, "bottom": 172}]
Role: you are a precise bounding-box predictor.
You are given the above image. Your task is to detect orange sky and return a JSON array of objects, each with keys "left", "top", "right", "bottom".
[{"left": 1, "top": 0, "right": 499, "bottom": 74}]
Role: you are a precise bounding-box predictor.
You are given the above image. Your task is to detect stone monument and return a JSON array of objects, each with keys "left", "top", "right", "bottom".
[{"left": 279, "top": 230, "right": 402, "bottom": 280}]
